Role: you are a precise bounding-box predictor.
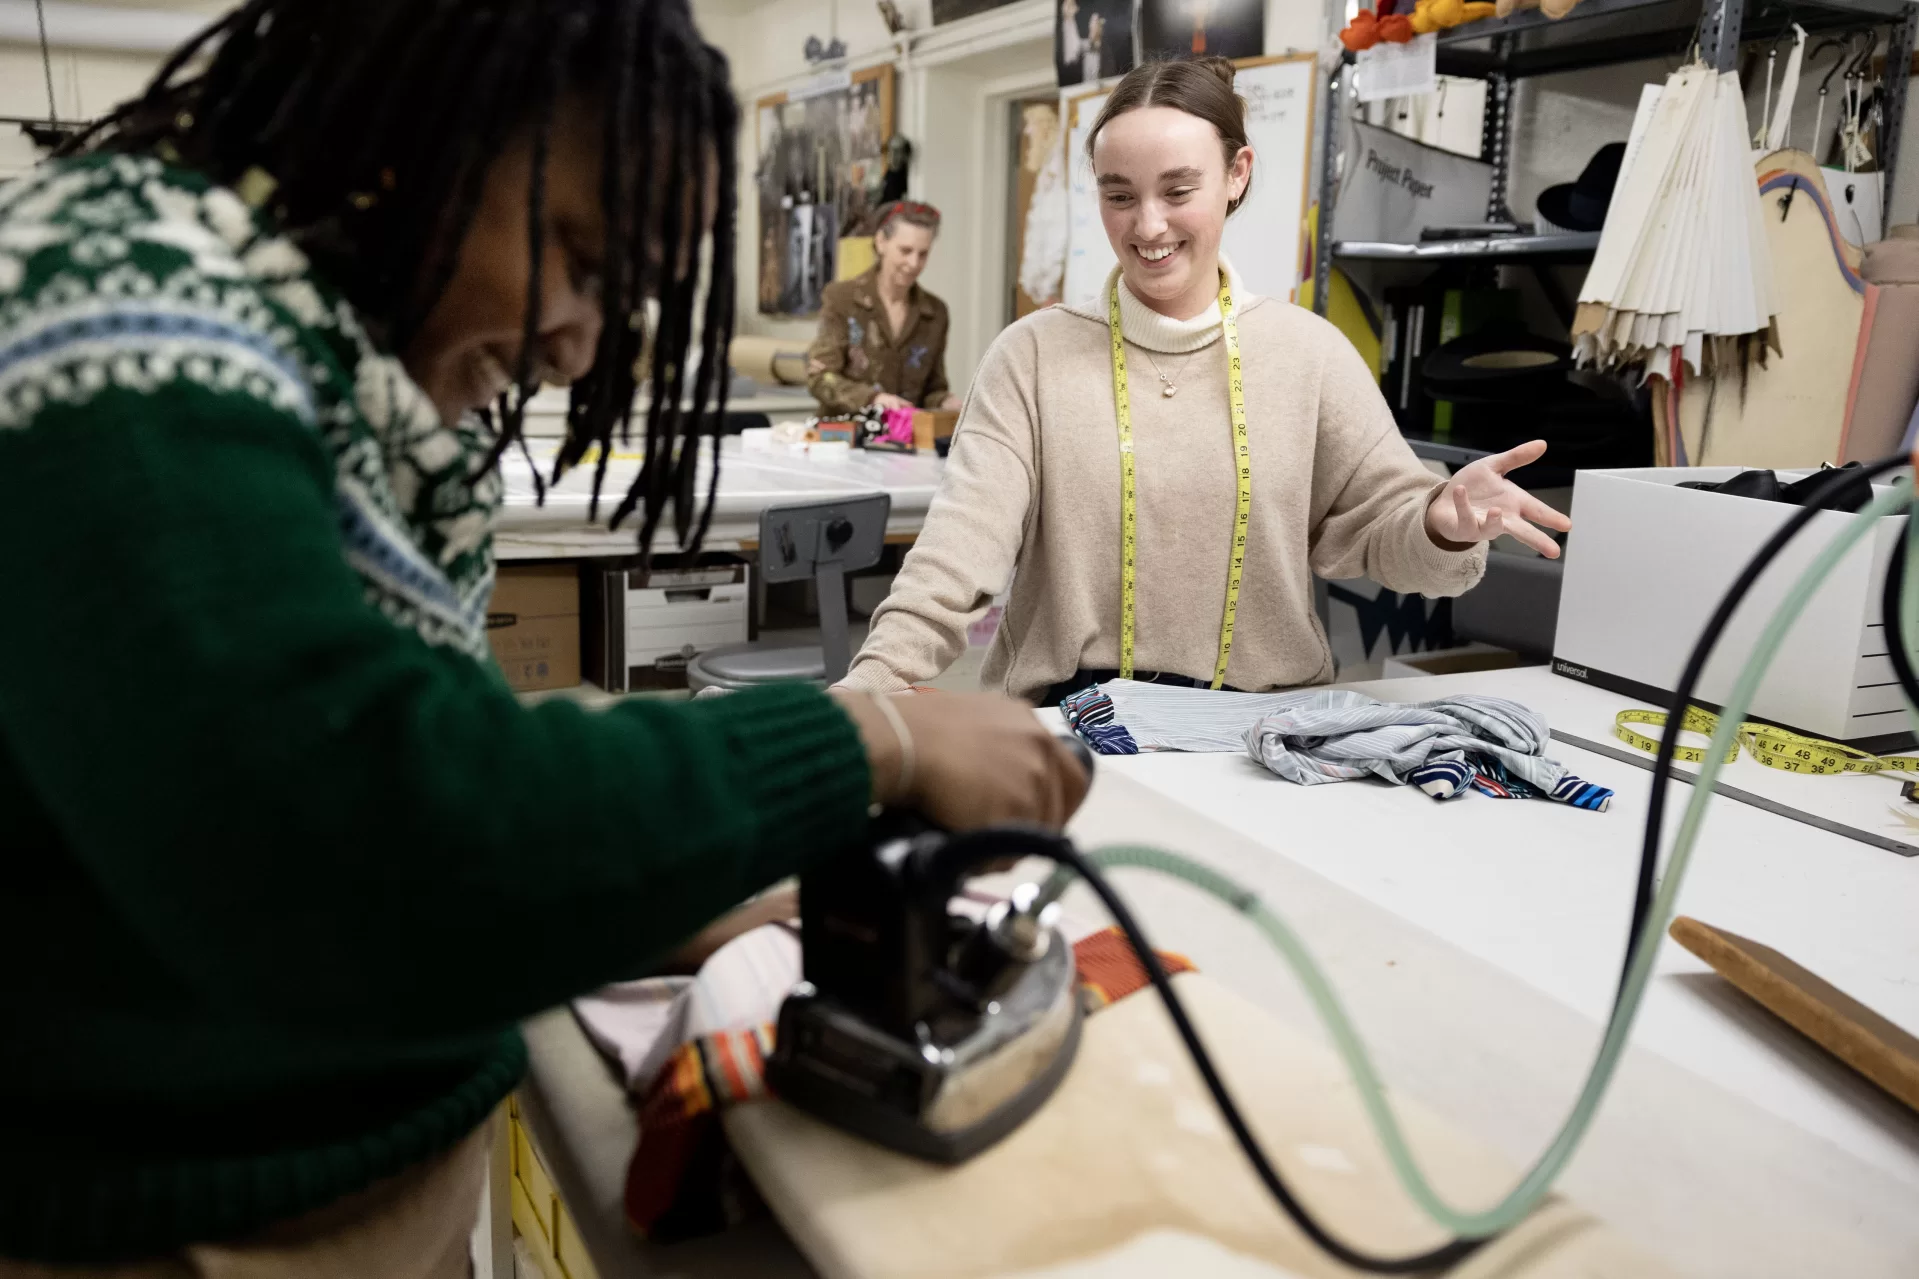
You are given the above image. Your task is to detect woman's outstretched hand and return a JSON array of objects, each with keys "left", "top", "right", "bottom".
[{"left": 1423, "top": 440, "right": 1572, "bottom": 558}]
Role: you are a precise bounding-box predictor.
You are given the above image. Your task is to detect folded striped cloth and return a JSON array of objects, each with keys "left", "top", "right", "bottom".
[
  {"left": 1061, "top": 679, "right": 1314, "bottom": 754},
  {"left": 1246, "top": 689, "right": 1612, "bottom": 812},
  {"left": 1061, "top": 681, "right": 1611, "bottom": 812},
  {"left": 623, "top": 926, "right": 1195, "bottom": 1242}
]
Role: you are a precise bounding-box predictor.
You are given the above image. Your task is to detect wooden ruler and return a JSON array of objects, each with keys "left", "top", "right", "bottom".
[{"left": 1670, "top": 916, "right": 1919, "bottom": 1115}]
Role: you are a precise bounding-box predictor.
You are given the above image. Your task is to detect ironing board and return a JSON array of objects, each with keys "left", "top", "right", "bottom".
[
  {"left": 723, "top": 768, "right": 1919, "bottom": 1278},
  {"left": 726, "top": 974, "right": 1667, "bottom": 1278}
]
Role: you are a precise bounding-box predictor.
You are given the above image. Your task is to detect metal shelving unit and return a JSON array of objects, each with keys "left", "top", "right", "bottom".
[
  {"left": 1311, "top": 0, "right": 1918, "bottom": 467},
  {"left": 1314, "top": 0, "right": 1919, "bottom": 313},
  {"left": 1333, "top": 231, "right": 1601, "bottom": 261}
]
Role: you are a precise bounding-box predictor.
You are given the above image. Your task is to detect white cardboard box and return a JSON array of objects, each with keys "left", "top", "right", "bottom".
[
  {"left": 585, "top": 561, "right": 749, "bottom": 690},
  {"left": 1552, "top": 467, "right": 1907, "bottom": 747}
]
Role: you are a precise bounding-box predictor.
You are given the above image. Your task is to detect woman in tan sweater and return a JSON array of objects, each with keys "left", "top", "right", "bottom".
[{"left": 844, "top": 58, "right": 1571, "bottom": 705}]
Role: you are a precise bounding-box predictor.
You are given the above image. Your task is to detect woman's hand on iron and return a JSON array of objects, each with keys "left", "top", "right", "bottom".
[
  {"left": 1423, "top": 440, "right": 1573, "bottom": 558},
  {"left": 833, "top": 689, "right": 1090, "bottom": 830},
  {"left": 871, "top": 392, "right": 914, "bottom": 411}
]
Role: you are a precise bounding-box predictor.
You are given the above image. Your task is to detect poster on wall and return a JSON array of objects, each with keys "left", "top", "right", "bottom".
[
  {"left": 1014, "top": 99, "right": 1067, "bottom": 316},
  {"left": 755, "top": 66, "right": 895, "bottom": 317},
  {"left": 1137, "top": 0, "right": 1265, "bottom": 64},
  {"left": 1056, "top": 0, "right": 1135, "bottom": 87}
]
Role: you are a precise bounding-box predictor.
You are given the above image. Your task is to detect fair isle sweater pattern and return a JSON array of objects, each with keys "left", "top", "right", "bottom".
[{"left": 0, "top": 154, "right": 498, "bottom": 657}]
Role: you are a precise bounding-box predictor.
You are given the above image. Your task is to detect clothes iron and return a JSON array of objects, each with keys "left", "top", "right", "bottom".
[{"left": 767, "top": 742, "right": 1093, "bottom": 1164}]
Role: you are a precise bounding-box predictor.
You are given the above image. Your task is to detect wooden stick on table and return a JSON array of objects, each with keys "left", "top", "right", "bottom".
[{"left": 1669, "top": 916, "right": 1919, "bottom": 1115}]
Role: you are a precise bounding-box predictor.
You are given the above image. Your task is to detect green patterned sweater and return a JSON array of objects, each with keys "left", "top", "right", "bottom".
[{"left": 0, "top": 155, "right": 870, "bottom": 1262}]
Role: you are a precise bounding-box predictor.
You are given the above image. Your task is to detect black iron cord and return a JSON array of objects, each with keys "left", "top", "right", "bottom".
[
  {"left": 1052, "top": 841, "right": 1485, "bottom": 1272},
  {"left": 1881, "top": 508, "right": 1919, "bottom": 721},
  {"left": 937, "top": 820, "right": 1488, "bottom": 1274}
]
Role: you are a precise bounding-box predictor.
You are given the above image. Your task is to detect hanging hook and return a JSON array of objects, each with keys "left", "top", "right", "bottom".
[{"left": 1812, "top": 37, "right": 1849, "bottom": 94}]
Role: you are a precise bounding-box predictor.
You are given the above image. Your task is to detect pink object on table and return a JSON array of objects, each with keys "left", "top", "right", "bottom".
[{"left": 878, "top": 404, "right": 916, "bottom": 445}]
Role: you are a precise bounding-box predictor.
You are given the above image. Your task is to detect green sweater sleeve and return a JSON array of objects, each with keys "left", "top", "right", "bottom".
[{"left": 0, "top": 381, "right": 871, "bottom": 1037}]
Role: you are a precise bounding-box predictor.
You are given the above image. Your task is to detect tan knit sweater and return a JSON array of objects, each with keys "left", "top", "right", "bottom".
[{"left": 843, "top": 266, "right": 1488, "bottom": 702}]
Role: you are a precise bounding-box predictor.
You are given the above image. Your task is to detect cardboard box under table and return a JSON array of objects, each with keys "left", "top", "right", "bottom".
[
  {"left": 489, "top": 564, "right": 582, "bottom": 693},
  {"left": 1552, "top": 467, "right": 1908, "bottom": 750}
]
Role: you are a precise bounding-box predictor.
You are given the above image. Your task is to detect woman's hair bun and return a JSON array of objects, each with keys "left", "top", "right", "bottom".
[{"left": 1195, "top": 55, "right": 1236, "bottom": 89}]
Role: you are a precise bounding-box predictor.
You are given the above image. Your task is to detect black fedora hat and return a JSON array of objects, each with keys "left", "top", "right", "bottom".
[{"left": 1537, "top": 141, "right": 1627, "bottom": 233}]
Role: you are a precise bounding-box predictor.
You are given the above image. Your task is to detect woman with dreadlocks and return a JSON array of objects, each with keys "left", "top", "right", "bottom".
[{"left": 0, "top": 1, "right": 1086, "bottom": 1272}]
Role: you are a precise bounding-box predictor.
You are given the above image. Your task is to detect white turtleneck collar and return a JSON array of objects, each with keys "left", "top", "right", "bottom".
[{"left": 1061, "top": 254, "right": 1251, "bottom": 355}]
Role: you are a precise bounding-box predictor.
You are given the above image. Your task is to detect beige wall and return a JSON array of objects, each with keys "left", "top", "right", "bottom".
[{"left": 0, "top": 44, "right": 161, "bottom": 177}]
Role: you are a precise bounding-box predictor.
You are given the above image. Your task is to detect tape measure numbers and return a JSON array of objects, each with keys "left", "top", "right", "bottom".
[
  {"left": 1107, "top": 271, "right": 1250, "bottom": 690},
  {"left": 1614, "top": 707, "right": 1919, "bottom": 777}
]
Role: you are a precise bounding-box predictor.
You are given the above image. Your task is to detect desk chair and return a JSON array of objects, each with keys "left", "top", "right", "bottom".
[{"left": 686, "top": 494, "right": 890, "bottom": 693}]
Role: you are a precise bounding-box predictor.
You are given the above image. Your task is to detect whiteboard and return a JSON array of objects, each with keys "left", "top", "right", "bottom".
[
  {"left": 1059, "top": 53, "right": 1319, "bottom": 311},
  {"left": 1063, "top": 88, "right": 1116, "bottom": 310},
  {"left": 1222, "top": 53, "right": 1318, "bottom": 305}
]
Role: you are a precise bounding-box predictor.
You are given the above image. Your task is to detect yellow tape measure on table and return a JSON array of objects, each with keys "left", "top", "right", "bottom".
[
  {"left": 1614, "top": 707, "right": 1919, "bottom": 777},
  {"left": 1107, "top": 271, "right": 1250, "bottom": 690}
]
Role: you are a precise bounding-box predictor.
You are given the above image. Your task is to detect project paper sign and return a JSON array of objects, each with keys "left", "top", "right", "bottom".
[
  {"left": 1355, "top": 35, "right": 1437, "bottom": 104},
  {"left": 1336, "top": 120, "right": 1493, "bottom": 245}
]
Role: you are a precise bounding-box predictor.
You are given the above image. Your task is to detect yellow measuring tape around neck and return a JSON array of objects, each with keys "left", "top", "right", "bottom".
[
  {"left": 1107, "top": 271, "right": 1250, "bottom": 689},
  {"left": 1614, "top": 706, "right": 1919, "bottom": 777}
]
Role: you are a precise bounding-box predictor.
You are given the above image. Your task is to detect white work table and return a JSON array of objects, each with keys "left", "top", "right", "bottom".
[
  {"left": 495, "top": 436, "right": 944, "bottom": 561},
  {"left": 520, "top": 666, "right": 1919, "bottom": 1279},
  {"left": 1086, "top": 664, "right": 1919, "bottom": 1184}
]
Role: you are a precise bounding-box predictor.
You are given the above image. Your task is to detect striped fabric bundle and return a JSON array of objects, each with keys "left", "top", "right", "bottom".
[
  {"left": 1061, "top": 679, "right": 1332, "bottom": 754},
  {"left": 1246, "top": 689, "right": 1613, "bottom": 813},
  {"left": 1407, "top": 756, "right": 1615, "bottom": 812},
  {"left": 1058, "top": 680, "right": 1612, "bottom": 812},
  {"left": 1059, "top": 684, "right": 1141, "bottom": 754}
]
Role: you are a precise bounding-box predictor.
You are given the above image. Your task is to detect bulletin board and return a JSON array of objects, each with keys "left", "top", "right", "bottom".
[
  {"left": 755, "top": 65, "right": 896, "bottom": 317},
  {"left": 1059, "top": 52, "right": 1318, "bottom": 310}
]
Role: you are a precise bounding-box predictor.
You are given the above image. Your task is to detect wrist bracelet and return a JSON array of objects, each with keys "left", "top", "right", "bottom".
[{"left": 868, "top": 691, "right": 915, "bottom": 803}]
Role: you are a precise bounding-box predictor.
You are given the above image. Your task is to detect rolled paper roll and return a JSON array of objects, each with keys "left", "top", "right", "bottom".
[{"left": 728, "top": 335, "right": 810, "bottom": 387}]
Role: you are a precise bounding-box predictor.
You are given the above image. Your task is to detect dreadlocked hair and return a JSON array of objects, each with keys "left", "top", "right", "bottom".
[{"left": 67, "top": 0, "right": 740, "bottom": 562}]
